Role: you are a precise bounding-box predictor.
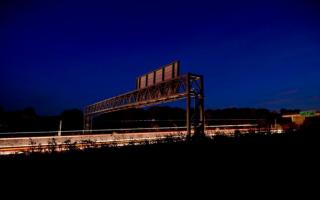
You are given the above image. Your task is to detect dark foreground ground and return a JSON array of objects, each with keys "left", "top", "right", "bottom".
[
  {"left": 1, "top": 130, "right": 319, "bottom": 195},
  {"left": 1, "top": 130, "right": 319, "bottom": 168}
]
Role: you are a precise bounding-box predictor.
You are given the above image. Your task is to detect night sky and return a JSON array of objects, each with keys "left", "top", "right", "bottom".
[{"left": 1, "top": 0, "right": 320, "bottom": 115}]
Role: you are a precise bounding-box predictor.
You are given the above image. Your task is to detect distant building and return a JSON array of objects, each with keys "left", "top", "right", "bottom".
[{"left": 283, "top": 111, "right": 320, "bottom": 126}]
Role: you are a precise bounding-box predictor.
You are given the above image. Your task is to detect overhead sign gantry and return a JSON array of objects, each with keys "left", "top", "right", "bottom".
[{"left": 84, "top": 61, "right": 205, "bottom": 136}]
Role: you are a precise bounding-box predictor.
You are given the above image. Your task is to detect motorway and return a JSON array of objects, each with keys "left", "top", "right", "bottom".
[
  {"left": 0, "top": 131, "right": 188, "bottom": 155},
  {"left": 0, "top": 125, "right": 274, "bottom": 155}
]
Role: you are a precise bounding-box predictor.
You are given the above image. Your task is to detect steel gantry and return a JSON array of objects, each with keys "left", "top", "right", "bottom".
[{"left": 84, "top": 64, "right": 205, "bottom": 136}]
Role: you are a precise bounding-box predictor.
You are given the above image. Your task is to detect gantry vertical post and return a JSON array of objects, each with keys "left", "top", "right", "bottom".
[
  {"left": 84, "top": 116, "right": 87, "bottom": 131},
  {"left": 199, "top": 75, "right": 205, "bottom": 135},
  {"left": 186, "top": 73, "right": 191, "bottom": 136},
  {"left": 84, "top": 114, "right": 92, "bottom": 134}
]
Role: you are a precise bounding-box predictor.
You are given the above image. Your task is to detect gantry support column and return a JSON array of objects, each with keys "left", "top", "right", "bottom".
[
  {"left": 186, "top": 73, "right": 191, "bottom": 137},
  {"left": 199, "top": 75, "right": 205, "bottom": 136},
  {"left": 84, "top": 115, "right": 92, "bottom": 134}
]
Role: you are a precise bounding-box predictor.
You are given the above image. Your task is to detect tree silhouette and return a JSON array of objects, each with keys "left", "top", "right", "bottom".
[{"left": 60, "top": 109, "right": 83, "bottom": 131}]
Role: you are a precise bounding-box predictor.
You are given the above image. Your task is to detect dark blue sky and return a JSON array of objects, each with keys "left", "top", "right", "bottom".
[{"left": 1, "top": 0, "right": 320, "bottom": 115}]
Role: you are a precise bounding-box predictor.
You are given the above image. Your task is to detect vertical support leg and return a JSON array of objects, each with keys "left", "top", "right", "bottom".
[
  {"left": 199, "top": 75, "right": 205, "bottom": 136},
  {"left": 186, "top": 73, "right": 191, "bottom": 137},
  {"left": 84, "top": 115, "right": 92, "bottom": 134},
  {"left": 84, "top": 117, "right": 87, "bottom": 131}
]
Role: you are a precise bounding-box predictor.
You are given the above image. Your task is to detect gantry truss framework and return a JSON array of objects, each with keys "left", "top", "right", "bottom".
[{"left": 84, "top": 73, "right": 204, "bottom": 136}]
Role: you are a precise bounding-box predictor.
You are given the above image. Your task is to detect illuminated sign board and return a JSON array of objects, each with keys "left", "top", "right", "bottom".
[
  {"left": 136, "top": 61, "right": 180, "bottom": 89},
  {"left": 300, "top": 111, "right": 316, "bottom": 117}
]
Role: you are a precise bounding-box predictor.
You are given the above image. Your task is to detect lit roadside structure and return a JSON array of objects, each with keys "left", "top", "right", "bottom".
[
  {"left": 84, "top": 61, "right": 205, "bottom": 137},
  {"left": 282, "top": 110, "right": 320, "bottom": 126}
]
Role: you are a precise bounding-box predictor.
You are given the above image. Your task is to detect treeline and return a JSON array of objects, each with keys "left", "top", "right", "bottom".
[
  {"left": 0, "top": 107, "right": 83, "bottom": 132},
  {"left": 93, "top": 107, "right": 186, "bottom": 129},
  {"left": 94, "top": 107, "right": 289, "bottom": 129},
  {"left": 0, "top": 106, "right": 303, "bottom": 133}
]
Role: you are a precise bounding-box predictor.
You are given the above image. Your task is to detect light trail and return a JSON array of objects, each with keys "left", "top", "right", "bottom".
[
  {"left": 0, "top": 124, "right": 259, "bottom": 136},
  {"left": 206, "top": 124, "right": 258, "bottom": 128},
  {"left": 0, "top": 126, "right": 187, "bottom": 135},
  {"left": 0, "top": 124, "right": 281, "bottom": 155},
  {"left": 0, "top": 131, "right": 188, "bottom": 155}
]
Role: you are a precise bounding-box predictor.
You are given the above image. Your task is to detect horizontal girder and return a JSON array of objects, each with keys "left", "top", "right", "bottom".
[{"left": 85, "top": 74, "right": 201, "bottom": 117}]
